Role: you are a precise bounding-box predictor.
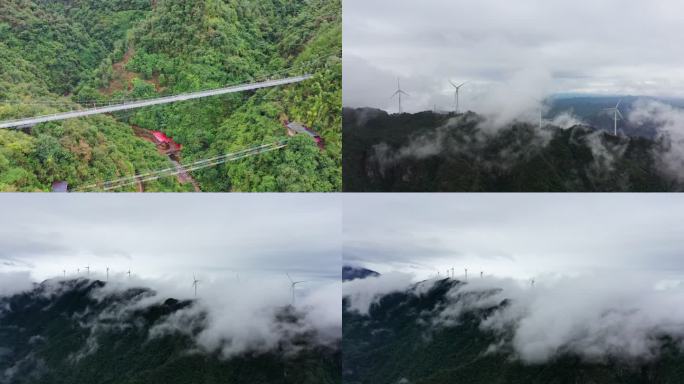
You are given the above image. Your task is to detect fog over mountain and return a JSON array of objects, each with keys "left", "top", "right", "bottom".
[
  {"left": 344, "top": 194, "right": 684, "bottom": 366},
  {"left": 0, "top": 194, "right": 342, "bottom": 381}
]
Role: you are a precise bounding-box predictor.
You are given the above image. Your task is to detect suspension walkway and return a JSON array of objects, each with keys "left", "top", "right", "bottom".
[
  {"left": 0, "top": 75, "right": 312, "bottom": 129},
  {"left": 76, "top": 140, "right": 288, "bottom": 192}
]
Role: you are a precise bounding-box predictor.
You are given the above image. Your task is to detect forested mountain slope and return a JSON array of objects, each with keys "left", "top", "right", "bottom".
[
  {"left": 343, "top": 108, "right": 674, "bottom": 192},
  {"left": 0, "top": 279, "right": 341, "bottom": 384},
  {"left": 343, "top": 279, "right": 684, "bottom": 384},
  {"left": 0, "top": 0, "right": 341, "bottom": 191}
]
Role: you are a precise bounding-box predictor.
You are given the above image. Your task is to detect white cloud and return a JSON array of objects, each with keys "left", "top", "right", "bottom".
[{"left": 344, "top": 0, "right": 684, "bottom": 113}]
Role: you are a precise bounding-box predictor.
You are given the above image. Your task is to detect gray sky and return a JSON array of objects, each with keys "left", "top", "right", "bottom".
[
  {"left": 0, "top": 194, "right": 341, "bottom": 283},
  {"left": 344, "top": 0, "right": 684, "bottom": 113},
  {"left": 344, "top": 194, "right": 684, "bottom": 280}
]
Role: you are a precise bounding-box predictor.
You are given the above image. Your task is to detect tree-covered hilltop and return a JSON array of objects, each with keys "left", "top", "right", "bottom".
[
  {"left": 343, "top": 278, "right": 684, "bottom": 384},
  {"left": 0, "top": 0, "right": 341, "bottom": 191},
  {"left": 0, "top": 279, "right": 341, "bottom": 384},
  {"left": 343, "top": 108, "right": 675, "bottom": 192}
]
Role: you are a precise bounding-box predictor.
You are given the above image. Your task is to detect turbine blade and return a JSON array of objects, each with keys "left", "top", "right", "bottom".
[
  {"left": 449, "top": 80, "right": 457, "bottom": 88},
  {"left": 616, "top": 100, "right": 622, "bottom": 108},
  {"left": 458, "top": 81, "right": 467, "bottom": 88},
  {"left": 286, "top": 273, "right": 293, "bottom": 283},
  {"left": 616, "top": 109, "right": 624, "bottom": 119}
]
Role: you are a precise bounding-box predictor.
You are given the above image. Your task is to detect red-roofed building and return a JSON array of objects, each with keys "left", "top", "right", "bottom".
[{"left": 150, "top": 131, "right": 182, "bottom": 153}]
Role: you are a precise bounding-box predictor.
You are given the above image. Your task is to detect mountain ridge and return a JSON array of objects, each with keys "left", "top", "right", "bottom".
[{"left": 0, "top": 278, "right": 341, "bottom": 384}]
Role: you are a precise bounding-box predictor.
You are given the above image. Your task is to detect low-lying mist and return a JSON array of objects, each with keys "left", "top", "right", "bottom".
[
  {"left": 0, "top": 271, "right": 341, "bottom": 359},
  {"left": 344, "top": 271, "right": 684, "bottom": 364},
  {"left": 366, "top": 94, "right": 684, "bottom": 188}
]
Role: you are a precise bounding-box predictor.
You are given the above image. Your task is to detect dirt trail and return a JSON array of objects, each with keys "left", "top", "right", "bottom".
[
  {"left": 170, "top": 158, "right": 201, "bottom": 191},
  {"left": 100, "top": 45, "right": 165, "bottom": 95},
  {"left": 101, "top": 46, "right": 136, "bottom": 96},
  {"left": 132, "top": 125, "right": 201, "bottom": 191}
]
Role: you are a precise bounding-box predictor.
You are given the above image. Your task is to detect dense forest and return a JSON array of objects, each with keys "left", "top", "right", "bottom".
[
  {"left": 343, "top": 108, "right": 677, "bottom": 192},
  {"left": 0, "top": 279, "right": 341, "bottom": 384},
  {"left": 0, "top": 0, "right": 341, "bottom": 191},
  {"left": 343, "top": 278, "right": 684, "bottom": 384}
]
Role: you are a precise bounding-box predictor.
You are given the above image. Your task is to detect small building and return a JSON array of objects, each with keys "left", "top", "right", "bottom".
[
  {"left": 51, "top": 181, "right": 68, "bottom": 192},
  {"left": 150, "top": 130, "right": 182, "bottom": 153},
  {"left": 285, "top": 121, "right": 324, "bottom": 149}
]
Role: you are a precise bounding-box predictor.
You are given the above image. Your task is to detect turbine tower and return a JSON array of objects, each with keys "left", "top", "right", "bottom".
[
  {"left": 391, "top": 78, "right": 409, "bottom": 114},
  {"left": 63, "top": 270, "right": 66, "bottom": 278},
  {"left": 286, "top": 273, "right": 309, "bottom": 306},
  {"left": 106, "top": 267, "right": 109, "bottom": 282},
  {"left": 480, "top": 271, "right": 483, "bottom": 279},
  {"left": 192, "top": 274, "right": 200, "bottom": 297},
  {"left": 449, "top": 80, "right": 467, "bottom": 114},
  {"left": 604, "top": 100, "right": 623, "bottom": 136},
  {"left": 464, "top": 268, "right": 468, "bottom": 282},
  {"left": 539, "top": 108, "right": 543, "bottom": 130}
]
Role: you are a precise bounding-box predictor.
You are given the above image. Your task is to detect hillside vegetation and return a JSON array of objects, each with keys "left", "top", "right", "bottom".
[
  {"left": 343, "top": 279, "right": 684, "bottom": 384},
  {"left": 0, "top": 279, "right": 341, "bottom": 384},
  {"left": 0, "top": 0, "right": 341, "bottom": 191},
  {"left": 343, "top": 108, "right": 674, "bottom": 192}
]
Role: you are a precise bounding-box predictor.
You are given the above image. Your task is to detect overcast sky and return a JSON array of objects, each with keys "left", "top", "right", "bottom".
[
  {"left": 0, "top": 194, "right": 341, "bottom": 284},
  {"left": 344, "top": 0, "right": 684, "bottom": 113},
  {"left": 344, "top": 194, "right": 684, "bottom": 281}
]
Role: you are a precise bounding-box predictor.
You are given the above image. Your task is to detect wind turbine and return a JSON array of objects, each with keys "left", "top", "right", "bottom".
[
  {"left": 84, "top": 265, "right": 90, "bottom": 276},
  {"left": 106, "top": 267, "right": 109, "bottom": 282},
  {"left": 127, "top": 269, "right": 131, "bottom": 278},
  {"left": 286, "top": 273, "right": 309, "bottom": 306},
  {"left": 449, "top": 80, "right": 467, "bottom": 114},
  {"left": 464, "top": 268, "right": 468, "bottom": 282},
  {"left": 391, "top": 78, "right": 409, "bottom": 114},
  {"left": 192, "top": 274, "right": 200, "bottom": 297},
  {"left": 480, "top": 271, "right": 483, "bottom": 279},
  {"left": 604, "top": 100, "right": 623, "bottom": 136},
  {"left": 539, "top": 108, "right": 543, "bottom": 130},
  {"left": 63, "top": 270, "right": 66, "bottom": 278},
  {"left": 531, "top": 279, "right": 535, "bottom": 288},
  {"left": 451, "top": 268, "right": 455, "bottom": 279}
]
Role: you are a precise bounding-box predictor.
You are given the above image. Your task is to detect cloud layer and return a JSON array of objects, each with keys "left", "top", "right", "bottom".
[
  {"left": 344, "top": 272, "right": 684, "bottom": 363},
  {"left": 1, "top": 273, "right": 340, "bottom": 360},
  {"left": 344, "top": 0, "right": 684, "bottom": 113},
  {"left": 344, "top": 194, "right": 684, "bottom": 281}
]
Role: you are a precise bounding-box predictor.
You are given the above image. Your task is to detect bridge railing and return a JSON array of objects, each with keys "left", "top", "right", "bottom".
[{"left": 0, "top": 75, "right": 312, "bottom": 129}]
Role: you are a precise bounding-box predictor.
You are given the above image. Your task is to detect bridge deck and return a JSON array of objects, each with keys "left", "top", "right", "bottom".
[{"left": 0, "top": 75, "right": 312, "bottom": 129}]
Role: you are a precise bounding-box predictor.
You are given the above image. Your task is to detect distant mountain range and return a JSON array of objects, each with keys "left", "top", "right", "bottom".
[
  {"left": 343, "top": 107, "right": 678, "bottom": 192},
  {"left": 342, "top": 266, "right": 380, "bottom": 282},
  {"left": 343, "top": 278, "right": 684, "bottom": 384},
  {"left": 0, "top": 279, "right": 340, "bottom": 384}
]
